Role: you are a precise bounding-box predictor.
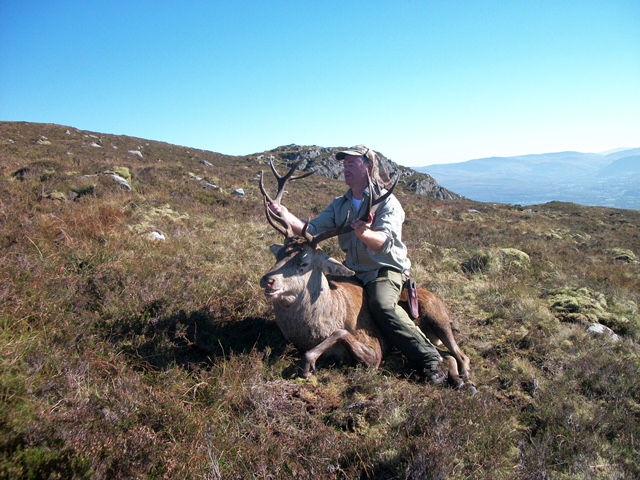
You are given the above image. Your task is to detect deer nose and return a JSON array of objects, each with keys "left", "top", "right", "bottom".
[{"left": 260, "top": 275, "right": 274, "bottom": 289}]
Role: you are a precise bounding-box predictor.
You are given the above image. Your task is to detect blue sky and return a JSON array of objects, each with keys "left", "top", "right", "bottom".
[{"left": 1, "top": 1, "right": 638, "bottom": 166}]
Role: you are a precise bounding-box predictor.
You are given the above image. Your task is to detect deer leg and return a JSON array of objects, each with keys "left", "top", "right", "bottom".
[
  {"left": 421, "top": 315, "right": 471, "bottom": 382},
  {"left": 302, "top": 329, "right": 382, "bottom": 378},
  {"left": 422, "top": 324, "right": 471, "bottom": 381},
  {"left": 436, "top": 331, "right": 471, "bottom": 382}
]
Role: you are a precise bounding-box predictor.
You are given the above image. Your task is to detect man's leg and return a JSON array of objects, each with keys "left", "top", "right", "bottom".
[{"left": 365, "top": 269, "right": 443, "bottom": 373}]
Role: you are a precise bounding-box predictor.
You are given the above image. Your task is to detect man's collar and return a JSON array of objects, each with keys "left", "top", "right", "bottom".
[{"left": 344, "top": 187, "right": 371, "bottom": 200}]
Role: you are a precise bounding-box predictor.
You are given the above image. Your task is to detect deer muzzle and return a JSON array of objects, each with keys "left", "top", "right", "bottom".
[{"left": 260, "top": 274, "right": 283, "bottom": 298}]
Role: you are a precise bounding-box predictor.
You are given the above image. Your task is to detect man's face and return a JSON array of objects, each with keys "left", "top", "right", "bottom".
[{"left": 342, "top": 155, "right": 369, "bottom": 189}]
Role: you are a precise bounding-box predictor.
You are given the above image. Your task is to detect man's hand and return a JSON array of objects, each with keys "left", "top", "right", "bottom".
[
  {"left": 351, "top": 215, "right": 387, "bottom": 253},
  {"left": 268, "top": 202, "right": 288, "bottom": 216},
  {"left": 350, "top": 218, "right": 372, "bottom": 236}
]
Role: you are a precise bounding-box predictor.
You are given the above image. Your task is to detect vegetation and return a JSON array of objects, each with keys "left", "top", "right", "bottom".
[{"left": 1, "top": 122, "right": 639, "bottom": 479}]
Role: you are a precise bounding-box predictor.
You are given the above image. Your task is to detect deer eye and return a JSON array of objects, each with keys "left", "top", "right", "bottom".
[{"left": 296, "top": 255, "right": 311, "bottom": 271}]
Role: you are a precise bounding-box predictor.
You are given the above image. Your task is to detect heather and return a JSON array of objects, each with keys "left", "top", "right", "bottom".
[{"left": 1, "top": 122, "right": 639, "bottom": 479}]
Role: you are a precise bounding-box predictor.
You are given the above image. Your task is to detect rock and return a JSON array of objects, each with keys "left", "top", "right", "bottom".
[
  {"left": 260, "top": 144, "right": 460, "bottom": 200},
  {"left": 128, "top": 150, "right": 143, "bottom": 158},
  {"left": 587, "top": 323, "right": 620, "bottom": 342},
  {"left": 149, "top": 231, "right": 166, "bottom": 241},
  {"left": 105, "top": 173, "right": 131, "bottom": 190},
  {"left": 233, "top": 188, "right": 245, "bottom": 196},
  {"left": 104, "top": 166, "right": 132, "bottom": 183},
  {"left": 409, "top": 178, "right": 459, "bottom": 199}
]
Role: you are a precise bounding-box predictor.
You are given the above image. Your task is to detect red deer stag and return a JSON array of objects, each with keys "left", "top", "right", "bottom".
[{"left": 259, "top": 159, "right": 472, "bottom": 389}]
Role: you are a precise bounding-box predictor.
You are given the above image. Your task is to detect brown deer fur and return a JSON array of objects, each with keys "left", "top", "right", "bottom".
[{"left": 261, "top": 238, "right": 472, "bottom": 388}]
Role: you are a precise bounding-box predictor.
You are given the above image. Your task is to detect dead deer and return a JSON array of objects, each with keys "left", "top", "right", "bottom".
[{"left": 259, "top": 159, "right": 472, "bottom": 390}]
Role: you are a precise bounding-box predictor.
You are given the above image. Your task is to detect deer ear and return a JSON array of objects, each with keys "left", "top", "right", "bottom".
[
  {"left": 322, "top": 256, "right": 355, "bottom": 277},
  {"left": 269, "top": 244, "right": 283, "bottom": 256}
]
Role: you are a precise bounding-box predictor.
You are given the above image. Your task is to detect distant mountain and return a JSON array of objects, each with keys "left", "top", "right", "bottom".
[
  {"left": 599, "top": 155, "right": 640, "bottom": 176},
  {"left": 416, "top": 149, "right": 640, "bottom": 210}
]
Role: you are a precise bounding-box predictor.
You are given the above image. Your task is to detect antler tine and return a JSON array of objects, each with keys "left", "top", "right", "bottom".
[
  {"left": 268, "top": 158, "right": 315, "bottom": 205},
  {"left": 259, "top": 157, "right": 317, "bottom": 240},
  {"left": 263, "top": 196, "right": 295, "bottom": 238},
  {"left": 308, "top": 212, "right": 351, "bottom": 247},
  {"left": 259, "top": 170, "right": 274, "bottom": 204},
  {"left": 300, "top": 220, "right": 316, "bottom": 244},
  {"left": 359, "top": 173, "right": 399, "bottom": 222}
]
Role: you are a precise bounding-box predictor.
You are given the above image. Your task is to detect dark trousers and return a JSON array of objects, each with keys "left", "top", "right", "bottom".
[{"left": 365, "top": 268, "right": 442, "bottom": 370}]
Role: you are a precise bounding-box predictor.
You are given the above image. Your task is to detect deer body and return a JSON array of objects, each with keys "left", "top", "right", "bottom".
[
  {"left": 262, "top": 239, "right": 470, "bottom": 385},
  {"left": 262, "top": 240, "right": 386, "bottom": 375},
  {"left": 271, "top": 273, "right": 372, "bottom": 353}
]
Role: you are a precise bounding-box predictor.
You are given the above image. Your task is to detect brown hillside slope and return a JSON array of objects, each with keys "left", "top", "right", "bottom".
[{"left": 1, "top": 121, "right": 639, "bottom": 478}]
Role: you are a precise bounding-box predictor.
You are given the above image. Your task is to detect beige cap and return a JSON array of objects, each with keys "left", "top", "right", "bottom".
[{"left": 335, "top": 145, "right": 371, "bottom": 160}]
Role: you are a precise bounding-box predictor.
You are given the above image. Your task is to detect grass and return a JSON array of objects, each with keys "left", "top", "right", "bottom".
[{"left": 1, "top": 121, "right": 639, "bottom": 479}]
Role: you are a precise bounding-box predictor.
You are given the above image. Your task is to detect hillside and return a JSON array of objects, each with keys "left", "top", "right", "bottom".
[
  {"left": 418, "top": 150, "right": 640, "bottom": 210},
  {"left": 1, "top": 122, "right": 639, "bottom": 478}
]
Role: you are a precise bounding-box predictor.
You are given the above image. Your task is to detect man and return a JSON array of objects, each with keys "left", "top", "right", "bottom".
[{"left": 269, "top": 145, "right": 445, "bottom": 383}]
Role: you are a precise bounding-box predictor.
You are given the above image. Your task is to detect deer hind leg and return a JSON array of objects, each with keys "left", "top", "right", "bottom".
[
  {"left": 417, "top": 295, "right": 471, "bottom": 383},
  {"left": 428, "top": 326, "right": 471, "bottom": 383},
  {"left": 301, "top": 329, "right": 383, "bottom": 378},
  {"left": 435, "top": 349, "right": 466, "bottom": 389}
]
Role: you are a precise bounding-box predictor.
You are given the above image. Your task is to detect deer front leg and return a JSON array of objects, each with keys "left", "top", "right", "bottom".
[{"left": 301, "top": 329, "right": 383, "bottom": 378}]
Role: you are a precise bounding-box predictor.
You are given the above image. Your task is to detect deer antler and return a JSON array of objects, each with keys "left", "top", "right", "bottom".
[
  {"left": 260, "top": 156, "right": 399, "bottom": 245},
  {"left": 259, "top": 158, "right": 315, "bottom": 206},
  {"left": 260, "top": 158, "right": 315, "bottom": 238}
]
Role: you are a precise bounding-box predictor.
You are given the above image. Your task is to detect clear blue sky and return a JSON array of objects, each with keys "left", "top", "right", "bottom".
[{"left": 1, "top": 1, "right": 638, "bottom": 166}]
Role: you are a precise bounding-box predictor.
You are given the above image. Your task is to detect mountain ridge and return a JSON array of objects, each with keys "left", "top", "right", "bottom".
[
  {"left": 0, "top": 121, "right": 460, "bottom": 202},
  {"left": 417, "top": 149, "right": 640, "bottom": 210}
]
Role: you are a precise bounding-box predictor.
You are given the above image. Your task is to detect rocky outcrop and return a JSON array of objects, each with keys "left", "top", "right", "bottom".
[{"left": 252, "top": 144, "right": 461, "bottom": 200}]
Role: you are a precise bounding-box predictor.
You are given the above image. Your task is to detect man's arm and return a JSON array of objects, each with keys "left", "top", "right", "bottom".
[{"left": 351, "top": 218, "right": 388, "bottom": 253}]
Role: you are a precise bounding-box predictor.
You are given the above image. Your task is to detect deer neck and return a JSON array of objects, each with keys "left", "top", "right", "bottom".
[{"left": 273, "top": 269, "right": 335, "bottom": 314}]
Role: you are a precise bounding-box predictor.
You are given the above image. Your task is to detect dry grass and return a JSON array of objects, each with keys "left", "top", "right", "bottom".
[{"left": 1, "top": 122, "right": 639, "bottom": 479}]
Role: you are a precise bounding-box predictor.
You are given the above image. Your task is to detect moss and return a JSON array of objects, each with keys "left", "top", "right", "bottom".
[
  {"left": 546, "top": 287, "right": 639, "bottom": 337},
  {"left": 42, "top": 190, "right": 67, "bottom": 202},
  {"left": 605, "top": 248, "right": 637, "bottom": 264},
  {"left": 547, "top": 287, "right": 609, "bottom": 324},
  {"left": 462, "top": 247, "right": 530, "bottom": 274}
]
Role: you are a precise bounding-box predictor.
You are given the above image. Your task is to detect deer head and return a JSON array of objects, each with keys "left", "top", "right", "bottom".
[{"left": 259, "top": 159, "right": 352, "bottom": 302}]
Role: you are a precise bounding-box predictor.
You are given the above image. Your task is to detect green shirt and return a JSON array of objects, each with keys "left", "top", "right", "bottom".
[{"left": 308, "top": 187, "right": 411, "bottom": 285}]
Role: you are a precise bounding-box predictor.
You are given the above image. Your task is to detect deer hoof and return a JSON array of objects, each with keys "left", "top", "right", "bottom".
[
  {"left": 299, "top": 363, "right": 315, "bottom": 379},
  {"left": 447, "top": 375, "right": 466, "bottom": 390},
  {"left": 466, "top": 384, "right": 478, "bottom": 396}
]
